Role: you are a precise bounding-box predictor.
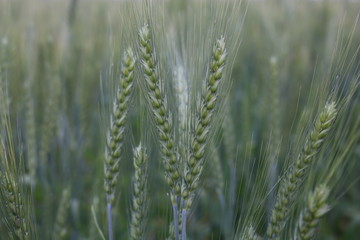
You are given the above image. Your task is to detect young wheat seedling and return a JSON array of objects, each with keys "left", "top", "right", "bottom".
[
  {"left": 267, "top": 101, "right": 337, "bottom": 239},
  {"left": 104, "top": 47, "right": 135, "bottom": 240}
]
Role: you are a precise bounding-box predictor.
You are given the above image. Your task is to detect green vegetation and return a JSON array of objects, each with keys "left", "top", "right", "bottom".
[{"left": 0, "top": 0, "right": 359, "bottom": 239}]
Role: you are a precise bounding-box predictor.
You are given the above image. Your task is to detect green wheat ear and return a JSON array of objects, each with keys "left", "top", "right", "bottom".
[
  {"left": 267, "top": 101, "right": 337, "bottom": 239},
  {"left": 104, "top": 47, "right": 136, "bottom": 203},
  {"left": 295, "top": 184, "right": 330, "bottom": 240},
  {"left": 0, "top": 172, "right": 30, "bottom": 240},
  {"left": 243, "top": 225, "right": 262, "bottom": 240},
  {"left": 53, "top": 187, "right": 71, "bottom": 240},
  {"left": 104, "top": 46, "right": 136, "bottom": 240},
  {"left": 0, "top": 127, "right": 34, "bottom": 240},
  {"left": 129, "top": 143, "right": 149, "bottom": 240},
  {"left": 182, "top": 36, "right": 227, "bottom": 209},
  {"left": 138, "top": 24, "right": 181, "bottom": 199}
]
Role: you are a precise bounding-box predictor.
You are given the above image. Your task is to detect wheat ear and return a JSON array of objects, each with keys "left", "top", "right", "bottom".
[
  {"left": 0, "top": 171, "right": 30, "bottom": 240},
  {"left": 104, "top": 47, "right": 135, "bottom": 240},
  {"left": 294, "top": 184, "right": 330, "bottom": 240},
  {"left": 182, "top": 36, "right": 227, "bottom": 209},
  {"left": 243, "top": 225, "right": 262, "bottom": 240},
  {"left": 267, "top": 101, "right": 337, "bottom": 239},
  {"left": 180, "top": 36, "right": 227, "bottom": 240},
  {"left": 138, "top": 24, "right": 181, "bottom": 197},
  {"left": 0, "top": 80, "right": 33, "bottom": 240},
  {"left": 53, "top": 187, "right": 71, "bottom": 240},
  {"left": 39, "top": 76, "right": 61, "bottom": 169},
  {"left": 129, "top": 144, "right": 149, "bottom": 240},
  {"left": 138, "top": 24, "right": 182, "bottom": 239},
  {"left": 0, "top": 138, "right": 33, "bottom": 240}
]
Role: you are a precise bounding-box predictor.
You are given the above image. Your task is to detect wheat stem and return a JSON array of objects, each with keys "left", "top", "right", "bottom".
[
  {"left": 24, "top": 77, "right": 37, "bottom": 187},
  {"left": 91, "top": 204, "right": 106, "bottom": 240},
  {"left": 267, "top": 56, "right": 281, "bottom": 219},
  {"left": 106, "top": 201, "right": 113, "bottom": 240},
  {"left": 172, "top": 199, "right": 179, "bottom": 240},
  {"left": 181, "top": 207, "right": 187, "bottom": 240}
]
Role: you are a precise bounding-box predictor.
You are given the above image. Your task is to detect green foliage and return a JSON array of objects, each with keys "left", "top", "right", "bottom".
[{"left": 0, "top": 0, "right": 359, "bottom": 240}]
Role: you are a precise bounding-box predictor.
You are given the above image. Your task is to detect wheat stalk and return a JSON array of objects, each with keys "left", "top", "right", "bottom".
[
  {"left": 267, "top": 56, "right": 282, "bottom": 220},
  {"left": 24, "top": 78, "right": 37, "bottom": 187}
]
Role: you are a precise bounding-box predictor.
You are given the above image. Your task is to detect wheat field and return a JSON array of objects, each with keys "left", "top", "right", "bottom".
[{"left": 0, "top": 0, "right": 359, "bottom": 239}]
